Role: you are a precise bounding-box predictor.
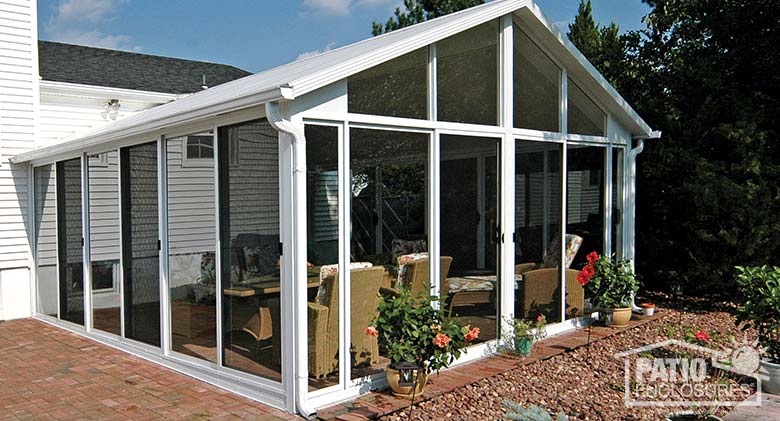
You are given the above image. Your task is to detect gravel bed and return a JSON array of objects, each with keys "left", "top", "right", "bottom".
[{"left": 382, "top": 296, "right": 756, "bottom": 420}]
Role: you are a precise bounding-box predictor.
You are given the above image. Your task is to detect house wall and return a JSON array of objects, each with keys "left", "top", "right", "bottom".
[{"left": 0, "top": 0, "right": 38, "bottom": 320}]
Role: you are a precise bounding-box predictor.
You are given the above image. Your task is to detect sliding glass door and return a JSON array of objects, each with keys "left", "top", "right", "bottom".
[
  {"left": 57, "top": 158, "right": 84, "bottom": 325},
  {"left": 121, "top": 142, "right": 161, "bottom": 346}
]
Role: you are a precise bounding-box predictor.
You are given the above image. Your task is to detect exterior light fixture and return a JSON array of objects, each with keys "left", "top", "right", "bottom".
[
  {"left": 101, "top": 99, "right": 121, "bottom": 121},
  {"left": 396, "top": 361, "right": 420, "bottom": 387}
]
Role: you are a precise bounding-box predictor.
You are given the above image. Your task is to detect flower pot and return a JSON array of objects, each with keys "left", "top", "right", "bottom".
[
  {"left": 514, "top": 337, "right": 533, "bottom": 357},
  {"left": 760, "top": 358, "right": 780, "bottom": 394},
  {"left": 641, "top": 303, "right": 656, "bottom": 317},
  {"left": 609, "top": 307, "right": 632, "bottom": 327},
  {"left": 665, "top": 411, "right": 723, "bottom": 421},
  {"left": 386, "top": 366, "right": 428, "bottom": 398}
]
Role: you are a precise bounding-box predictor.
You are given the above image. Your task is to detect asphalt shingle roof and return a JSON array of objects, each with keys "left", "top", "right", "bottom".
[{"left": 38, "top": 41, "right": 253, "bottom": 95}]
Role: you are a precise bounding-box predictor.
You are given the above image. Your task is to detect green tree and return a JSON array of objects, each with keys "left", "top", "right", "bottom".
[
  {"left": 372, "top": 0, "right": 485, "bottom": 35},
  {"left": 567, "top": 1, "right": 627, "bottom": 88},
  {"left": 567, "top": 0, "right": 601, "bottom": 61}
]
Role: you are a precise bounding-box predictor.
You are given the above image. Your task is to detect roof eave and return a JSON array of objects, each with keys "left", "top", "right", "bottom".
[{"left": 11, "top": 86, "right": 289, "bottom": 165}]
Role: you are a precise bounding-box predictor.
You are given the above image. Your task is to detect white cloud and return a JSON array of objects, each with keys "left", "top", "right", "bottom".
[
  {"left": 44, "top": 0, "right": 136, "bottom": 50},
  {"left": 296, "top": 41, "right": 338, "bottom": 61},
  {"left": 302, "top": 0, "right": 399, "bottom": 16}
]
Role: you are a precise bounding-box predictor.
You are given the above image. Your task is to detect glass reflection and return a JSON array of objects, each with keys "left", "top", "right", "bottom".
[
  {"left": 57, "top": 158, "right": 84, "bottom": 325},
  {"left": 167, "top": 131, "right": 217, "bottom": 363}
]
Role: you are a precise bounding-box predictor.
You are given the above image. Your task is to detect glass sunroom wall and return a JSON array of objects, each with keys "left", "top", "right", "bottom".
[
  {"left": 566, "top": 144, "right": 606, "bottom": 317},
  {"left": 34, "top": 164, "right": 58, "bottom": 317},
  {"left": 440, "top": 135, "right": 500, "bottom": 342},
  {"left": 348, "top": 47, "right": 428, "bottom": 119},
  {"left": 611, "top": 147, "right": 625, "bottom": 259},
  {"left": 88, "top": 151, "right": 121, "bottom": 336},
  {"left": 57, "top": 158, "right": 85, "bottom": 325},
  {"left": 437, "top": 20, "right": 499, "bottom": 125},
  {"left": 166, "top": 131, "right": 217, "bottom": 363},
  {"left": 513, "top": 26, "right": 560, "bottom": 132},
  {"left": 514, "top": 141, "right": 563, "bottom": 322},
  {"left": 568, "top": 79, "right": 606, "bottom": 137},
  {"left": 218, "top": 119, "right": 283, "bottom": 382},
  {"left": 305, "top": 124, "right": 341, "bottom": 390},
  {"left": 350, "top": 128, "right": 430, "bottom": 380},
  {"left": 121, "top": 142, "right": 161, "bottom": 347}
]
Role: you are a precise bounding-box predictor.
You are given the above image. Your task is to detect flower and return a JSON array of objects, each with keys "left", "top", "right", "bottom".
[
  {"left": 365, "top": 326, "right": 378, "bottom": 337},
  {"left": 430, "top": 324, "right": 442, "bottom": 332},
  {"left": 694, "top": 330, "right": 710, "bottom": 342},
  {"left": 587, "top": 251, "right": 600, "bottom": 265},
  {"left": 537, "top": 315, "right": 545, "bottom": 323},
  {"left": 464, "top": 327, "right": 480, "bottom": 342},
  {"left": 577, "top": 272, "right": 590, "bottom": 286},
  {"left": 582, "top": 264, "right": 595, "bottom": 278},
  {"left": 433, "top": 333, "right": 451, "bottom": 348}
]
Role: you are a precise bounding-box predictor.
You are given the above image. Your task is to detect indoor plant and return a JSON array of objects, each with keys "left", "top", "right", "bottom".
[
  {"left": 579, "top": 252, "right": 639, "bottom": 327},
  {"left": 367, "top": 288, "right": 479, "bottom": 397},
  {"left": 735, "top": 265, "right": 780, "bottom": 394}
]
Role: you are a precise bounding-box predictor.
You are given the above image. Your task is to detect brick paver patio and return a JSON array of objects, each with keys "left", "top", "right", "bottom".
[{"left": 0, "top": 318, "right": 297, "bottom": 420}]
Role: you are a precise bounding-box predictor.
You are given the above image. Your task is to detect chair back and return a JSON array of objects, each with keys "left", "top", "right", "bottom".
[
  {"left": 540, "top": 234, "right": 583, "bottom": 269},
  {"left": 400, "top": 256, "right": 453, "bottom": 297}
]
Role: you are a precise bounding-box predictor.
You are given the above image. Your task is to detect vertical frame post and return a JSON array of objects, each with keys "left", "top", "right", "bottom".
[
  {"left": 82, "top": 153, "right": 93, "bottom": 331},
  {"left": 559, "top": 69, "right": 569, "bottom": 323},
  {"left": 158, "top": 136, "right": 171, "bottom": 356},
  {"left": 213, "top": 126, "right": 223, "bottom": 368},
  {"left": 117, "top": 148, "right": 126, "bottom": 338},
  {"left": 499, "top": 13, "right": 515, "bottom": 339}
]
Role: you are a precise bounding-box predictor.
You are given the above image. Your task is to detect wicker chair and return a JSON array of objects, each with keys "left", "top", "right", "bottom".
[
  {"left": 383, "top": 256, "right": 453, "bottom": 297},
  {"left": 520, "top": 268, "right": 584, "bottom": 319},
  {"left": 307, "top": 266, "right": 384, "bottom": 379}
]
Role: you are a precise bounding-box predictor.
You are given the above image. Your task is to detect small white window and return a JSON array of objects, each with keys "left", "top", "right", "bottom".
[{"left": 182, "top": 134, "right": 215, "bottom": 167}]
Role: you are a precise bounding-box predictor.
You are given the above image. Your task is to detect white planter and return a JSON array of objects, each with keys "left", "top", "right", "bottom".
[
  {"left": 643, "top": 307, "right": 655, "bottom": 316},
  {"left": 759, "top": 358, "right": 780, "bottom": 395}
]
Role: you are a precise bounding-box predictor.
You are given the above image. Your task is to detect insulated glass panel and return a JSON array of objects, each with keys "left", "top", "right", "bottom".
[
  {"left": 167, "top": 131, "right": 217, "bottom": 363},
  {"left": 57, "top": 158, "right": 84, "bottom": 325},
  {"left": 515, "top": 141, "right": 563, "bottom": 322},
  {"left": 611, "top": 148, "right": 624, "bottom": 259},
  {"left": 350, "top": 128, "right": 429, "bottom": 380},
  {"left": 89, "top": 151, "right": 121, "bottom": 336},
  {"left": 219, "top": 119, "right": 282, "bottom": 381},
  {"left": 514, "top": 28, "right": 560, "bottom": 132},
  {"left": 34, "top": 165, "right": 58, "bottom": 317},
  {"left": 566, "top": 145, "right": 606, "bottom": 318},
  {"left": 122, "top": 142, "right": 160, "bottom": 347},
  {"left": 306, "top": 125, "right": 340, "bottom": 390},
  {"left": 348, "top": 47, "right": 428, "bottom": 119},
  {"left": 440, "top": 135, "right": 501, "bottom": 343},
  {"left": 568, "top": 79, "right": 606, "bottom": 136},
  {"left": 437, "top": 20, "right": 499, "bottom": 125}
]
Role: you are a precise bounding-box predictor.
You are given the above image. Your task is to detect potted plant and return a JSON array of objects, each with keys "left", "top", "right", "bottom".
[
  {"left": 509, "top": 315, "right": 547, "bottom": 357},
  {"left": 366, "top": 288, "right": 479, "bottom": 397},
  {"left": 735, "top": 265, "right": 780, "bottom": 394},
  {"left": 578, "top": 252, "right": 639, "bottom": 327},
  {"left": 641, "top": 302, "right": 656, "bottom": 317}
]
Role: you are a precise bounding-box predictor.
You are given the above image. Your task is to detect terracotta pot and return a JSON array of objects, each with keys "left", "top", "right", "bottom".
[
  {"left": 386, "top": 366, "right": 428, "bottom": 398},
  {"left": 609, "top": 307, "right": 632, "bottom": 327},
  {"left": 641, "top": 303, "right": 656, "bottom": 317},
  {"left": 760, "top": 358, "right": 780, "bottom": 394}
]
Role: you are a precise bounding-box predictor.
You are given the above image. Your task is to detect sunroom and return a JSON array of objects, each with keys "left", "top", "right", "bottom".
[{"left": 12, "top": 0, "right": 657, "bottom": 415}]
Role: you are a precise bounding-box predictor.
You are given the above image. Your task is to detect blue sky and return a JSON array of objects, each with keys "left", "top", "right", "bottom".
[{"left": 38, "top": 0, "right": 650, "bottom": 73}]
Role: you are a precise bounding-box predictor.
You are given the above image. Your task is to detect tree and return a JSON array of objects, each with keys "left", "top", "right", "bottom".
[
  {"left": 372, "top": 0, "right": 485, "bottom": 35},
  {"left": 567, "top": 1, "right": 628, "bottom": 89}
]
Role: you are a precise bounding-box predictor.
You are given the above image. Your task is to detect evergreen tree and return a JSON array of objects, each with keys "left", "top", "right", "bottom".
[
  {"left": 567, "top": 0, "right": 602, "bottom": 61},
  {"left": 372, "top": 0, "right": 485, "bottom": 36},
  {"left": 567, "top": 1, "right": 627, "bottom": 89}
]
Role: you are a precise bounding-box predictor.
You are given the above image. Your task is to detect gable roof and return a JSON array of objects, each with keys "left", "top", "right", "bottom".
[
  {"left": 14, "top": 0, "right": 654, "bottom": 164},
  {"left": 38, "top": 41, "right": 252, "bottom": 95}
]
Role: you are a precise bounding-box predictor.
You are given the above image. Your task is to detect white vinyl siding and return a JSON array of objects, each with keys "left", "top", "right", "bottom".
[
  {"left": 88, "top": 152, "right": 120, "bottom": 263},
  {"left": 0, "top": 0, "right": 36, "bottom": 270}
]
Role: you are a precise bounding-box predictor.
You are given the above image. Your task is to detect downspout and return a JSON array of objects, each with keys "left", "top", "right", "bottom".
[
  {"left": 265, "top": 101, "right": 316, "bottom": 419},
  {"left": 628, "top": 130, "right": 661, "bottom": 312}
]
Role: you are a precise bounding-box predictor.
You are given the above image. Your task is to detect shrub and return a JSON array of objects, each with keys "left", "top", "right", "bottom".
[
  {"left": 735, "top": 266, "right": 780, "bottom": 362},
  {"left": 503, "top": 400, "right": 568, "bottom": 421}
]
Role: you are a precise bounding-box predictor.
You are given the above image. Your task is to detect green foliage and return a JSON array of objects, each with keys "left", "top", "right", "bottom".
[
  {"left": 372, "top": 0, "right": 485, "bottom": 35},
  {"left": 369, "top": 288, "right": 478, "bottom": 373},
  {"left": 735, "top": 266, "right": 780, "bottom": 362},
  {"left": 503, "top": 400, "right": 568, "bottom": 421},
  {"left": 621, "top": 1, "right": 780, "bottom": 294},
  {"left": 583, "top": 255, "right": 639, "bottom": 308},
  {"left": 567, "top": 1, "right": 627, "bottom": 87}
]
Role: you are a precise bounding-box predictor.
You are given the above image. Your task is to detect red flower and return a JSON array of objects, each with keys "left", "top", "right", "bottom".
[
  {"left": 464, "top": 327, "right": 480, "bottom": 342},
  {"left": 586, "top": 251, "right": 600, "bottom": 265},
  {"left": 365, "top": 326, "right": 378, "bottom": 337},
  {"left": 693, "top": 331, "right": 710, "bottom": 342},
  {"left": 433, "top": 333, "right": 451, "bottom": 348},
  {"left": 577, "top": 272, "right": 590, "bottom": 286},
  {"left": 537, "top": 315, "right": 545, "bottom": 323},
  {"left": 582, "top": 265, "right": 595, "bottom": 278}
]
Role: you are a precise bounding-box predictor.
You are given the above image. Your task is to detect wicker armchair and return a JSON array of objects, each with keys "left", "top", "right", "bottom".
[
  {"left": 520, "top": 268, "right": 584, "bottom": 319},
  {"left": 383, "top": 256, "right": 453, "bottom": 297},
  {"left": 307, "top": 266, "right": 384, "bottom": 379}
]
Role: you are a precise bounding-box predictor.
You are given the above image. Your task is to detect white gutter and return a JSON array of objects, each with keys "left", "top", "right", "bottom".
[
  {"left": 628, "top": 130, "right": 661, "bottom": 312},
  {"left": 265, "top": 101, "right": 315, "bottom": 419}
]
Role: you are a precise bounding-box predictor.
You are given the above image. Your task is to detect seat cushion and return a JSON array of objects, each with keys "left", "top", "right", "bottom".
[{"left": 447, "top": 276, "right": 495, "bottom": 293}]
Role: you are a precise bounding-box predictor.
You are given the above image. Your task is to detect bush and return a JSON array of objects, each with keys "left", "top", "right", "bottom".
[
  {"left": 735, "top": 266, "right": 780, "bottom": 362},
  {"left": 503, "top": 400, "right": 568, "bottom": 421}
]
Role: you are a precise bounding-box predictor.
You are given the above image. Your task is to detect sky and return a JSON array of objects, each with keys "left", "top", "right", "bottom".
[{"left": 37, "top": 0, "right": 651, "bottom": 73}]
